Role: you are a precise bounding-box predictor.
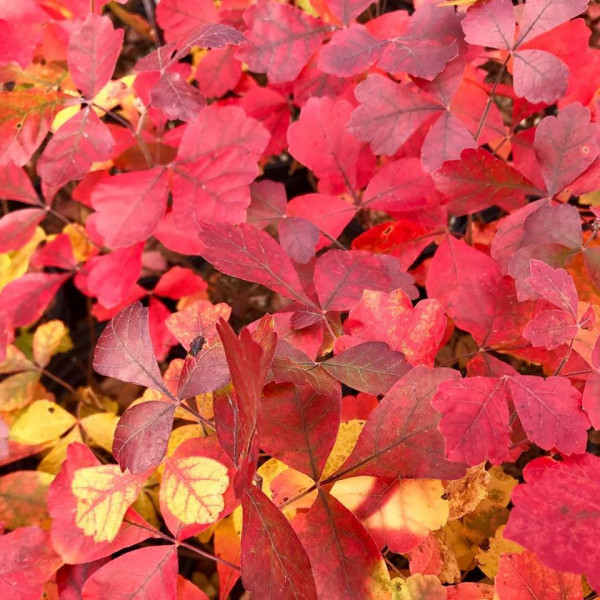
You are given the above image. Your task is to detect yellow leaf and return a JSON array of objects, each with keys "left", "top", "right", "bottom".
[
  {"left": 132, "top": 477, "right": 161, "bottom": 529},
  {"left": 476, "top": 524, "right": 523, "bottom": 578},
  {"left": 443, "top": 519, "right": 479, "bottom": 571},
  {"left": 162, "top": 456, "right": 229, "bottom": 525},
  {"left": 11, "top": 400, "right": 76, "bottom": 444},
  {"left": 33, "top": 320, "right": 72, "bottom": 368},
  {"left": 38, "top": 428, "right": 83, "bottom": 474},
  {"left": 80, "top": 412, "right": 119, "bottom": 453},
  {"left": 63, "top": 223, "right": 96, "bottom": 263},
  {"left": 257, "top": 458, "right": 289, "bottom": 500},
  {"left": 332, "top": 477, "right": 449, "bottom": 548},
  {"left": 320, "top": 419, "right": 365, "bottom": 480},
  {"left": 0, "top": 227, "right": 45, "bottom": 290},
  {"left": 71, "top": 465, "right": 145, "bottom": 542},
  {"left": 0, "top": 371, "right": 41, "bottom": 411},
  {"left": 445, "top": 463, "right": 490, "bottom": 520},
  {"left": 156, "top": 424, "right": 207, "bottom": 479}
]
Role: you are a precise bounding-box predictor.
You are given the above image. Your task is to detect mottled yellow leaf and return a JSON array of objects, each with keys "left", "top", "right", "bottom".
[
  {"left": 80, "top": 412, "right": 119, "bottom": 453},
  {"left": 38, "top": 427, "right": 83, "bottom": 474},
  {"left": 33, "top": 320, "right": 72, "bottom": 368},
  {"left": 156, "top": 424, "right": 207, "bottom": 478},
  {"left": 443, "top": 519, "right": 479, "bottom": 571},
  {"left": 486, "top": 466, "right": 518, "bottom": 507},
  {"left": 320, "top": 419, "right": 365, "bottom": 479},
  {"left": 392, "top": 574, "right": 446, "bottom": 599},
  {"left": 476, "top": 524, "right": 523, "bottom": 578},
  {"left": 0, "top": 371, "right": 41, "bottom": 411},
  {"left": 132, "top": 477, "right": 161, "bottom": 529},
  {"left": 72, "top": 465, "right": 145, "bottom": 542},
  {"left": 446, "top": 463, "right": 490, "bottom": 520},
  {"left": 11, "top": 400, "right": 76, "bottom": 444},
  {"left": 162, "top": 456, "right": 229, "bottom": 525}
]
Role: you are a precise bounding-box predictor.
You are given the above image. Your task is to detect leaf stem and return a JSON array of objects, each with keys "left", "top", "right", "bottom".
[
  {"left": 474, "top": 54, "right": 510, "bottom": 142},
  {"left": 124, "top": 519, "right": 241, "bottom": 571}
]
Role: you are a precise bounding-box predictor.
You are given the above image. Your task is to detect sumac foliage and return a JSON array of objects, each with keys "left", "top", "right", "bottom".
[{"left": 0, "top": 0, "right": 599, "bottom": 598}]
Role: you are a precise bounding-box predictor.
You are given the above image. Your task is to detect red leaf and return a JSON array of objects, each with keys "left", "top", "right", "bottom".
[
  {"left": 295, "top": 490, "right": 391, "bottom": 599},
  {"left": 420, "top": 111, "right": 477, "bottom": 173},
  {"left": 462, "top": 0, "right": 514, "bottom": 50},
  {"left": 526, "top": 260, "right": 578, "bottom": 316},
  {"left": 342, "top": 289, "right": 447, "bottom": 367},
  {"left": 57, "top": 559, "right": 109, "bottom": 600},
  {"left": 426, "top": 236, "right": 504, "bottom": 344},
  {"left": 0, "top": 272, "right": 69, "bottom": 328},
  {"left": 75, "top": 243, "right": 143, "bottom": 308},
  {"left": 288, "top": 96, "right": 373, "bottom": 196},
  {"left": 171, "top": 105, "right": 269, "bottom": 229},
  {"left": 47, "top": 443, "right": 154, "bottom": 563},
  {"left": 93, "top": 302, "right": 170, "bottom": 394},
  {"left": 236, "top": 0, "right": 328, "bottom": 83},
  {"left": 247, "top": 180, "right": 286, "bottom": 228},
  {"left": 197, "top": 223, "right": 314, "bottom": 306},
  {"left": 67, "top": 14, "right": 124, "bottom": 99},
  {"left": 148, "top": 296, "right": 178, "bottom": 362},
  {"left": 195, "top": 47, "right": 242, "bottom": 98},
  {"left": 507, "top": 375, "right": 590, "bottom": 455},
  {"left": 177, "top": 343, "right": 231, "bottom": 399},
  {"left": 81, "top": 545, "right": 178, "bottom": 599},
  {"left": 215, "top": 318, "right": 276, "bottom": 467},
  {"left": 286, "top": 193, "right": 354, "bottom": 250},
  {"left": 504, "top": 454, "right": 600, "bottom": 586},
  {"left": 175, "top": 23, "right": 246, "bottom": 58},
  {"left": 317, "top": 25, "right": 388, "bottom": 77},
  {"left": 583, "top": 371, "right": 600, "bottom": 430},
  {"left": 314, "top": 250, "right": 392, "bottom": 311},
  {"left": 432, "top": 149, "right": 539, "bottom": 216},
  {"left": 432, "top": 376, "right": 511, "bottom": 466},
  {"left": 0, "top": 162, "right": 40, "bottom": 205},
  {"left": 326, "top": 0, "right": 374, "bottom": 26},
  {"left": 241, "top": 486, "right": 317, "bottom": 600},
  {"left": 322, "top": 341, "right": 411, "bottom": 395},
  {"left": 362, "top": 158, "right": 434, "bottom": 213},
  {"left": 512, "top": 49, "right": 569, "bottom": 104},
  {"left": 517, "top": 0, "right": 588, "bottom": 45},
  {"left": 156, "top": 0, "right": 218, "bottom": 41},
  {"left": 278, "top": 216, "right": 319, "bottom": 264},
  {"left": 522, "top": 310, "right": 578, "bottom": 349},
  {"left": 534, "top": 103, "right": 600, "bottom": 195},
  {"left": 151, "top": 72, "right": 206, "bottom": 122},
  {"left": 0, "top": 526, "right": 62, "bottom": 600},
  {"left": 348, "top": 74, "right": 439, "bottom": 156},
  {"left": 91, "top": 168, "right": 169, "bottom": 248},
  {"left": 154, "top": 267, "right": 207, "bottom": 300},
  {"left": 495, "top": 551, "right": 582, "bottom": 600},
  {"left": 259, "top": 382, "right": 340, "bottom": 479},
  {"left": 37, "top": 107, "right": 114, "bottom": 188},
  {"left": 113, "top": 401, "right": 176, "bottom": 475},
  {"left": 336, "top": 366, "right": 466, "bottom": 480},
  {"left": 0, "top": 208, "right": 46, "bottom": 253}
]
